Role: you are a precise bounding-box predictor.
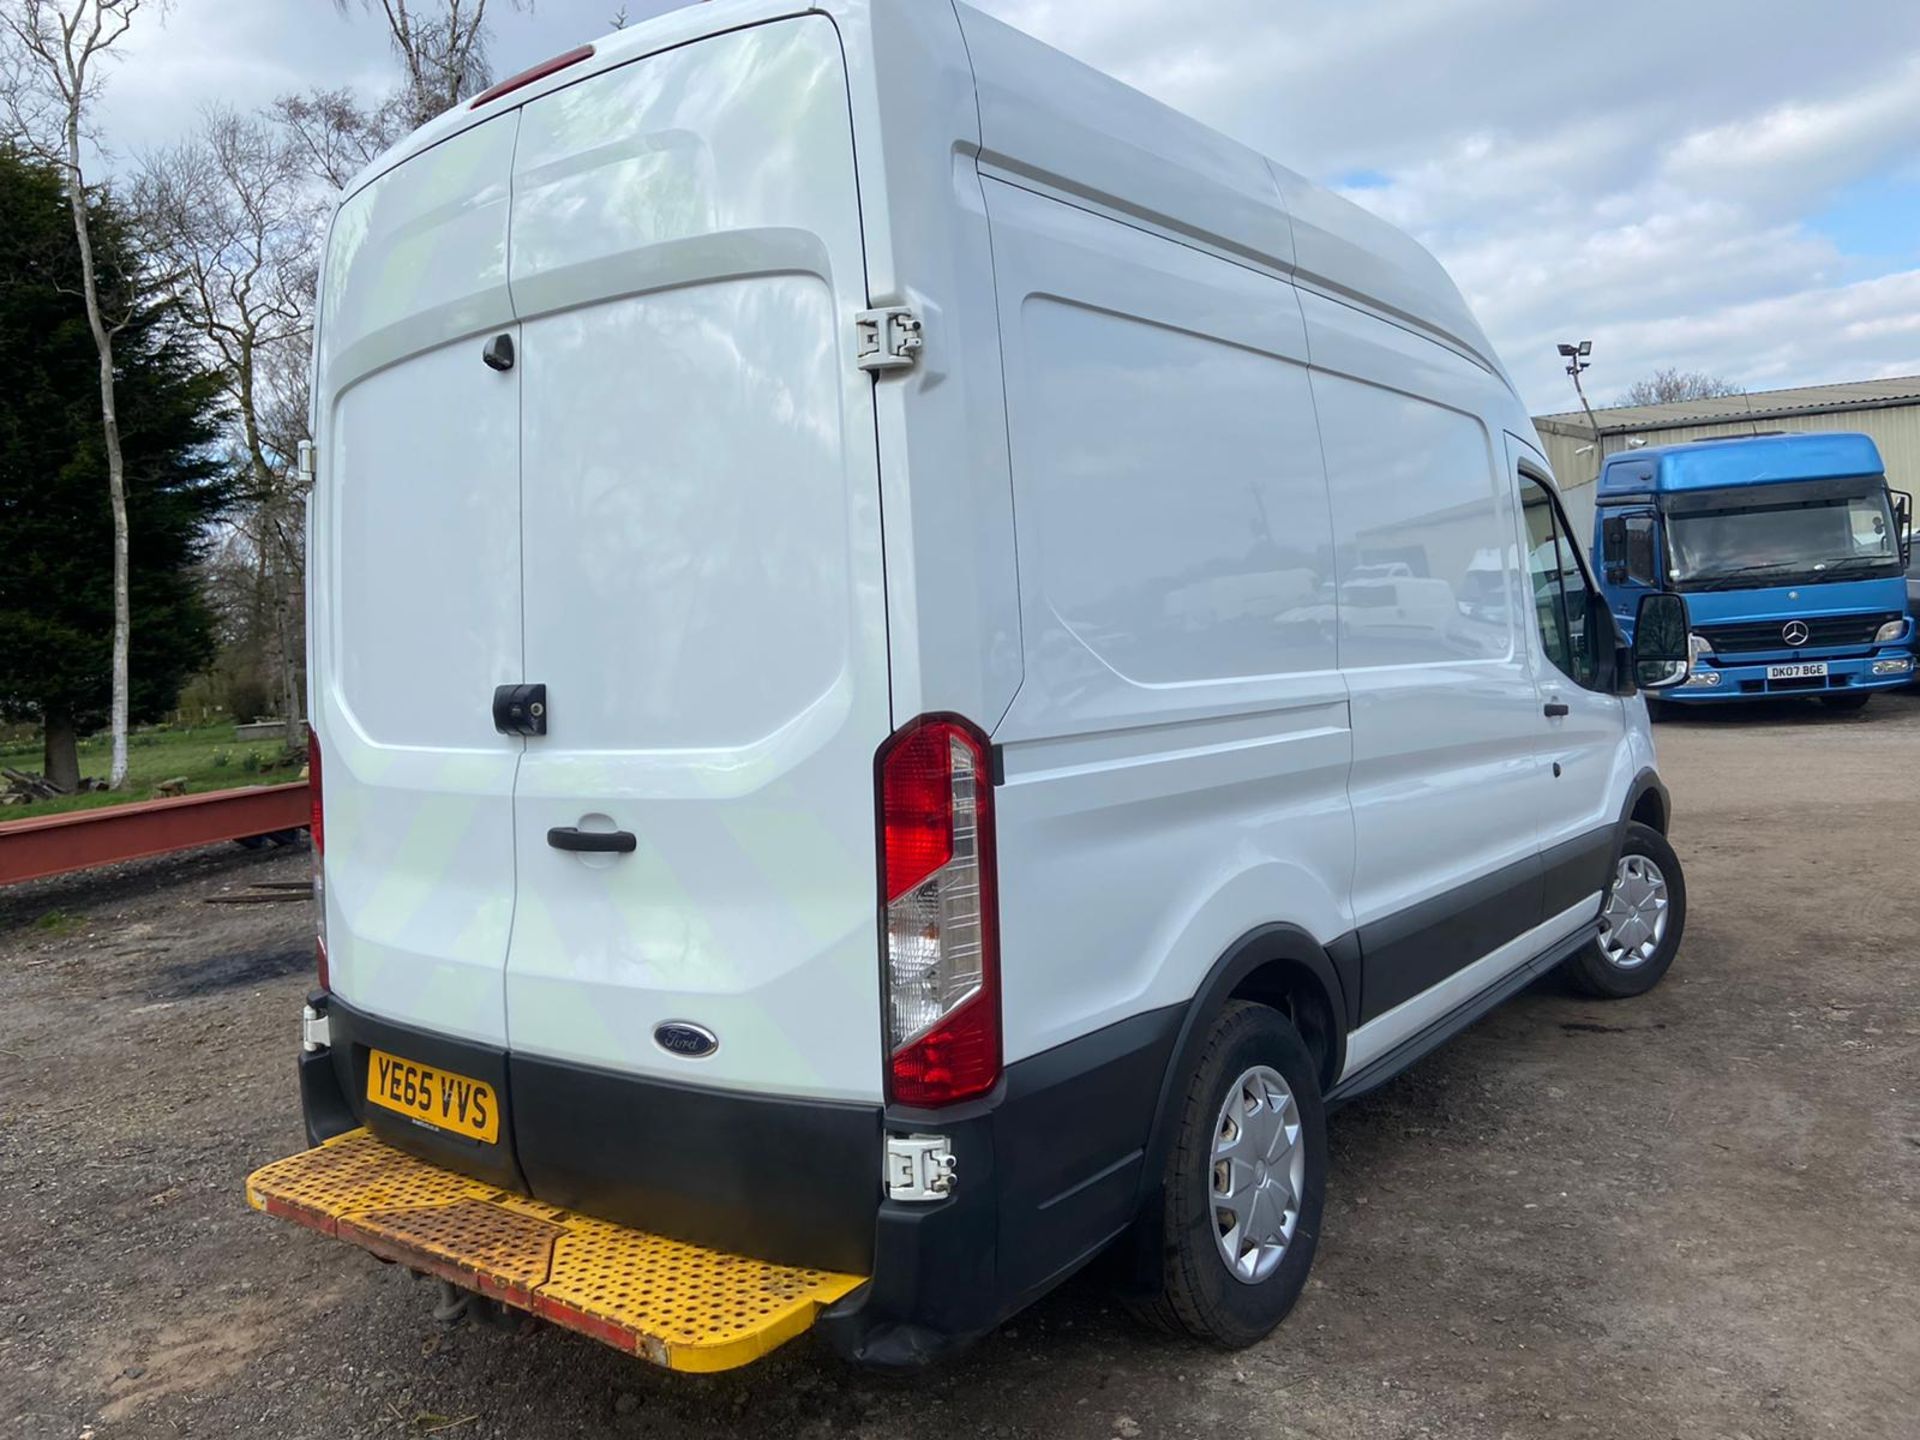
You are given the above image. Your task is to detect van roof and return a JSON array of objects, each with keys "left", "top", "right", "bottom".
[
  {"left": 339, "top": 0, "right": 1510, "bottom": 389},
  {"left": 1595, "top": 432, "right": 1886, "bottom": 502}
]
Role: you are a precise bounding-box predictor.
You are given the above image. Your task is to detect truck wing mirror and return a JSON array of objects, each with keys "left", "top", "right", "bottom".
[
  {"left": 1894, "top": 491, "right": 1912, "bottom": 568},
  {"left": 1594, "top": 592, "right": 1633, "bottom": 696},
  {"left": 1601, "top": 516, "right": 1626, "bottom": 580},
  {"left": 1633, "top": 592, "right": 1690, "bottom": 691}
]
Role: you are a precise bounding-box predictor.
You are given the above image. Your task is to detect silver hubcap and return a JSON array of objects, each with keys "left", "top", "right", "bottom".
[
  {"left": 1598, "top": 853, "right": 1670, "bottom": 969},
  {"left": 1210, "top": 1065, "right": 1305, "bottom": 1284}
]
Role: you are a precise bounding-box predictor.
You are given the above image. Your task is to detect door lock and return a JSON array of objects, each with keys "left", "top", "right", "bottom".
[{"left": 493, "top": 683, "right": 547, "bottom": 736}]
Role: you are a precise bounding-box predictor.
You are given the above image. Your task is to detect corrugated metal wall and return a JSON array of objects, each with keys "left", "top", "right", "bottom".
[{"left": 1536, "top": 401, "right": 1920, "bottom": 545}]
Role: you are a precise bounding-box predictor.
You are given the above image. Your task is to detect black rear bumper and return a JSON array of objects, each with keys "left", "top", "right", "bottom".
[{"left": 297, "top": 992, "right": 1180, "bottom": 1364}]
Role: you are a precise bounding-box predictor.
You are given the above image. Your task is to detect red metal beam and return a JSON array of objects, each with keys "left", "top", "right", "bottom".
[{"left": 0, "top": 784, "right": 309, "bottom": 886}]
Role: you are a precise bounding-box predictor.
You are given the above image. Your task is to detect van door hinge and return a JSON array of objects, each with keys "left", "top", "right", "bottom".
[
  {"left": 297, "top": 439, "right": 316, "bottom": 485},
  {"left": 885, "top": 1134, "right": 956, "bottom": 1202},
  {"left": 855, "top": 307, "right": 923, "bottom": 373},
  {"left": 301, "top": 1001, "right": 331, "bottom": 1054}
]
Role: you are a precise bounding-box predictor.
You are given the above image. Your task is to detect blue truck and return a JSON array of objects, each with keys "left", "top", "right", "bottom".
[{"left": 1591, "top": 432, "right": 1914, "bottom": 710}]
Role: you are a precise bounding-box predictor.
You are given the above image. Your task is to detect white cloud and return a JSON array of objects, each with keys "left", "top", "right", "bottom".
[{"left": 1663, "top": 56, "right": 1920, "bottom": 210}]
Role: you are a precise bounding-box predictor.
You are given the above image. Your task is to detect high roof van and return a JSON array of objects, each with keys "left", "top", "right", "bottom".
[{"left": 250, "top": 0, "right": 1696, "bottom": 1372}]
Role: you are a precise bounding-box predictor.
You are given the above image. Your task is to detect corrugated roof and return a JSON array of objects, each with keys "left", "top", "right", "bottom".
[{"left": 1534, "top": 374, "right": 1920, "bottom": 436}]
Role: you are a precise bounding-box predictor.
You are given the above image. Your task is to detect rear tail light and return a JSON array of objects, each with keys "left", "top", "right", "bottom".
[
  {"left": 309, "top": 733, "right": 329, "bottom": 992},
  {"left": 878, "top": 715, "right": 999, "bottom": 1107},
  {"left": 468, "top": 44, "right": 594, "bottom": 109}
]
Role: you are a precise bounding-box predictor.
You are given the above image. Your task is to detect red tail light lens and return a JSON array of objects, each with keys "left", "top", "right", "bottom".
[
  {"left": 309, "top": 733, "right": 329, "bottom": 992},
  {"left": 468, "top": 44, "right": 594, "bottom": 109},
  {"left": 878, "top": 716, "right": 999, "bottom": 1107},
  {"left": 882, "top": 722, "right": 956, "bottom": 900},
  {"left": 308, "top": 733, "right": 324, "bottom": 855}
]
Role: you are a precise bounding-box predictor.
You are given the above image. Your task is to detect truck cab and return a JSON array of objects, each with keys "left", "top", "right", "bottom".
[{"left": 1592, "top": 433, "right": 1915, "bottom": 709}]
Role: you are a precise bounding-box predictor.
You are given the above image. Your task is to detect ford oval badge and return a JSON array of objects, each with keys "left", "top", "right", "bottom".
[{"left": 653, "top": 1021, "right": 718, "bottom": 1059}]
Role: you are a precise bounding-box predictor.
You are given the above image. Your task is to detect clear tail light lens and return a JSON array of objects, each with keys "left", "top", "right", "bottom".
[
  {"left": 309, "top": 733, "right": 329, "bottom": 992},
  {"left": 878, "top": 716, "right": 1000, "bottom": 1107}
]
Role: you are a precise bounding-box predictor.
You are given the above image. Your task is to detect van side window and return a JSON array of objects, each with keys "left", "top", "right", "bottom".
[{"left": 1521, "top": 477, "right": 1601, "bottom": 689}]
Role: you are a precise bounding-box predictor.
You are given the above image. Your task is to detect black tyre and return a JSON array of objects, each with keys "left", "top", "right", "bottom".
[
  {"left": 1564, "top": 822, "right": 1686, "bottom": 998},
  {"left": 1818, "top": 691, "right": 1872, "bottom": 713},
  {"left": 1131, "top": 1001, "right": 1326, "bottom": 1347}
]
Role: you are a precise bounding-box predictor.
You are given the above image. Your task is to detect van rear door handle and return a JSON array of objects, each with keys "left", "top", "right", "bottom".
[
  {"left": 547, "top": 827, "right": 637, "bottom": 854},
  {"left": 1543, "top": 701, "right": 1571, "bottom": 718}
]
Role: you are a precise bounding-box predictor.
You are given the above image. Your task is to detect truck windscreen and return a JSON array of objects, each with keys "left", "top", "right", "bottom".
[{"left": 1665, "top": 484, "right": 1899, "bottom": 589}]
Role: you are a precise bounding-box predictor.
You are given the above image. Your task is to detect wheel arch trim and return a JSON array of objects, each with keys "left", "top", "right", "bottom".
[
  {"left": 1135, "top": 922, "right": 1349, "bottom": 1205},
  {"left": 1623, "top": 767, "right": 1670, "bottom": 836}
]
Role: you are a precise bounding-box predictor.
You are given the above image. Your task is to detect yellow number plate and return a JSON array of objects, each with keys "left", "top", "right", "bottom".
[{"left": 365, "top": 1049, "right": 499, "bottom": 1144}]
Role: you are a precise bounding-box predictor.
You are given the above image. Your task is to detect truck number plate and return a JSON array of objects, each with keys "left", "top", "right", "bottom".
[
  {"left": 1767, "top": 662, "right": 1828, "bottom": 680},
  {"left": 365, "top": 1049, "right": 499, "bottom": 1144}
]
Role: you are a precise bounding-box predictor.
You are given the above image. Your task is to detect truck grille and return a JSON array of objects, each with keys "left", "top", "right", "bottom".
[{"left": 1698, "top": 612, "right": 1897, "bottom": 655}]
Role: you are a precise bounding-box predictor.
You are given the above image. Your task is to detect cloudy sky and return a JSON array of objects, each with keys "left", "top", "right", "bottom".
[{"left": 95, "top": 0, "right": 1920, "bottom": 414}]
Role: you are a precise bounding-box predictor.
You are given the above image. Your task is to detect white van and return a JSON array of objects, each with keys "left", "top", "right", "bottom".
[{"left": 254, "top": 0, "right": 1695, "bottom": 1372}]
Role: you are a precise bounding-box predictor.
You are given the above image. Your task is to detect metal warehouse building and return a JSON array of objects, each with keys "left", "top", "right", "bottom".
[{"left": 1533, "top": 375, "right": 1920, "bottom": 538}]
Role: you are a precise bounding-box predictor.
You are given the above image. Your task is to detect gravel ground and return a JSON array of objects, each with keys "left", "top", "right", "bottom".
[{"left": 3, "top": 695, "right": 1918, "bottom": 1440}]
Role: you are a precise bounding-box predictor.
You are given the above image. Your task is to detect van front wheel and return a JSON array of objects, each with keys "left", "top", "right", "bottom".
[
  {"left": 1133, "top": 1001, "right": 1326, "bottom": 1347},
  {"left": 1565, "top": 822, "right": 1686, "bottom": 998}
]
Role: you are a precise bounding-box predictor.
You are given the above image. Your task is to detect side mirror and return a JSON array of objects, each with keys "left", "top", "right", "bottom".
[
  {"left": 1633, "top": 592, "right": 1690, "bottom": 691},
  {"left": 1894, "top": 491, "right": 1912, "bottom": 568}
]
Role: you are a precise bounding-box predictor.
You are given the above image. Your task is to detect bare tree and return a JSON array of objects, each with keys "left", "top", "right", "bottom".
[
  {"left": 335, "top": 1, "right": 531, "bottom": 130},
  {"left": 252, "top": 327, "right": 317, "bottom": 746},
  {"left": 0, "top": 0, "right": 154, "bottom": 788},
  {"left": 137, "top": 107, "right": 318, "bottom": 746},
  {"left": 1621, "top": 368, "right": 1745, "bottom": 408},
  {"left": 272, "top": 85, "right": 405, "bottom": 190}
]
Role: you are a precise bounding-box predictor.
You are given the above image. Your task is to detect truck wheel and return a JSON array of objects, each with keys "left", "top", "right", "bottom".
[
  {"left": 1566, "top": 822, "right": 1686, "bottom": 998},
  {"left": 1818, "top": 692, "right": 1872, "bottom": 713},
  {"left": 1133, "top": 1001, "right": 1326, "bottom": 1348}
]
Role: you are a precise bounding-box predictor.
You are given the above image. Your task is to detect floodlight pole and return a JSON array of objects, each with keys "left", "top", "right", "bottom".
[{"left": 1560, "top": 341, "right": 1603, "bottom": 450}]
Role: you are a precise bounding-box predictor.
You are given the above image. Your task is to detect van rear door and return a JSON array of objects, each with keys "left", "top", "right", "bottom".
[
  {"left": 501, "top": 19, "right": 892, "bottom": 1104},
  {"left": 312, "top": 115, "right": 523, "bottom": 1048}
]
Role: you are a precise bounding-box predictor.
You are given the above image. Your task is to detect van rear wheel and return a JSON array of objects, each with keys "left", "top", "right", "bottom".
[
  {"left": 1132, "top": 1001, "right": 1326, "bottom": 1347},
  {"left": 1565, "top": 822, "right": 1686, "bottom": 998}
]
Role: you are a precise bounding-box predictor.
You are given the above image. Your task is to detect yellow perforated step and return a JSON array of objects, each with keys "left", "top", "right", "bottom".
[{"left": 247, "top": 1129, "right": 864, "bottom": 1372}]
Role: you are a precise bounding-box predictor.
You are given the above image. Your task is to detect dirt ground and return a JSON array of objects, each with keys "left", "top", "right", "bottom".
[{"left": 3, "top": 696, "right": 1918, "bottom": 1440}]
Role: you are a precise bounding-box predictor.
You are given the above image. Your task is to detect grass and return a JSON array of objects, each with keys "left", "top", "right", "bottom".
[{"left": 0, "top": 723, "right": 303, "bottom": 822}]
